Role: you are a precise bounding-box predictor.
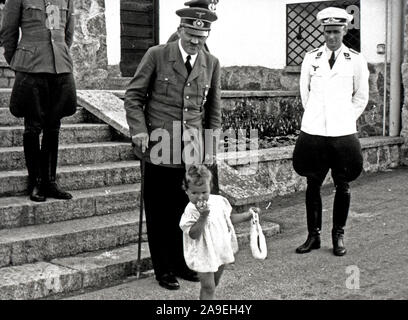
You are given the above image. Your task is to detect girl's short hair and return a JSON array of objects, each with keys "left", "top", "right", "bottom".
[{"left": 182, "top": 165, "right": 212, "bottom": 190}]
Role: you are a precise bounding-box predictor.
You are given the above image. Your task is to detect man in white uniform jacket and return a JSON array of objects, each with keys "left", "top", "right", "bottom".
[{"left": 293, "top": 7, "right": 369, "bottom": 256}]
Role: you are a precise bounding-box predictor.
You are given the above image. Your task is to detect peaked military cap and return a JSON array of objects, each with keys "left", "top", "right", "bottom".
[
  {"left": 184, "top": 0, "right": 219, "bottom": 10},
  {"left": 317, "top": 7, "right": 354, "bottom": 27},
  {"left": 176, "top": 7, "right": 217, "bottom": 36}
]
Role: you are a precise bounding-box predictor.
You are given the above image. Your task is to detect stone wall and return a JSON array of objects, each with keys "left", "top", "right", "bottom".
[
  {"left": 221, "top": 66, "right": 300, "bottom": 91},
  {"left": 219, "top": 136, "right": 405, "bottom": 211},
  {"left": 71, "top": 0, "right": 108, "bottom": 89}
]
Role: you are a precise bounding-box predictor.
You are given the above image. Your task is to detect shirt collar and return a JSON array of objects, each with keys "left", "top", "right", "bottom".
[
  {"left": 178, "top": 40, "right": 198, "bottom": 67},
  {"left": 325, "top": 44, "right": 344, "bottom": 59}
]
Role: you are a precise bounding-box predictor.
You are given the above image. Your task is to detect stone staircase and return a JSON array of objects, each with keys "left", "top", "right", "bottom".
[
  {"left": 0, "top": 89, "right": 280, "bottom": 300},
  {"left": 0, "top": 89, "right": 150, "bottom": 299}
]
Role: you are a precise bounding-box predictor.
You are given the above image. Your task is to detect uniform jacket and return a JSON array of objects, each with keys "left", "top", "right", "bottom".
[
  {"left": 0, "top": 0, "right": 75, "bottom": 73},
  {"left": 124, "top": 41, "right": 221, "bottom": 168},
  {"left": 300, "top": 44, "right": 369, "bottom": 137}
]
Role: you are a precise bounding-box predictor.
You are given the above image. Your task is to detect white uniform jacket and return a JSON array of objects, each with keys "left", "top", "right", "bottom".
[{"left": 299, "top": 44, "right": 369, "bottom": 137}]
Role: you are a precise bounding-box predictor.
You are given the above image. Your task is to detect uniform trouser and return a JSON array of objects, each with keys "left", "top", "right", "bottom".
[
  {"left": 143, "top": 162, "right": 191, "bottom": 279},
  {"left": 12, "top": 72, "right": 76, "bottom": 189},
  {"left": 292, "top": 131, "right": 364, "bottom": 232}
]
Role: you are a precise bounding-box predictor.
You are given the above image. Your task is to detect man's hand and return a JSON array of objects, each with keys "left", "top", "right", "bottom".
[{"left": 132, "top": 133, "right": 149, "bottom": 154}]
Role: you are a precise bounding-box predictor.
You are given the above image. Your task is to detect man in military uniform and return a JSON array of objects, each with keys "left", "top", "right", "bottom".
[
  {"left": 293, "top": 7, "right": 369, "bottom": 256},
  {"left": 124, "top": 5, "right": 221, "bottom": 290},
  {"left": 0, "top": 0, "right": 77, "bottom": 202},
  {"left": 167, "top": 0, "right": 220, "bottom": 195}
]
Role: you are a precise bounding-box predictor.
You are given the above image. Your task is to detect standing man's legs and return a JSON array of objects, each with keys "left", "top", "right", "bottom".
[
  {"left": 329, "top": 134, "right": 363, "bottom": 256},
  {"left": 12, "top": 72, "right": 75, "bottom": 201},
  {"left": 293, "top": 132, "right": 330, "bottom": 253},
  {"left": 143, "top": 162, "right": 192, "bottom": 289},
  {"left": 40, "top": 73, "right": 76, "bottom": 199},
  {"left": 23, "top": 119, "right": 45, "bottom": 202}
]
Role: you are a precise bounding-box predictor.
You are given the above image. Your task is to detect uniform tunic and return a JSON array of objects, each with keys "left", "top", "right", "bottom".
[
  {"left": 124, "top": 40, "right": 221, "bottom": 167},
  {"left": 0, "top": 0, "right": 75, "bottom": 74},
  {"left": 0, "top": 0, "right": 76, "bottom": 121},
  {"left": 299, "top": 44, "right": 369, "bottom": 137},
  {"left": 179, "top": 195, "right": 238, "bottom": 273}
]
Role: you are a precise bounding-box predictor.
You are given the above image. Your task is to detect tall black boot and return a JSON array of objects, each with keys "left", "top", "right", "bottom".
[
  {"left": 332, "top": 227, "right": 347, "bottom": 256},
  {"left": 296, "top": 181, "right": 322, "bottom": 254},
  {"left": 41, "top": 130, "right": 72, "bottom": 200},
  {"left": 332, "top": 184, "right": 351, "bottom": 256},
  {"left": 23, "top": 132, "right": 46, "bottom": 202}
]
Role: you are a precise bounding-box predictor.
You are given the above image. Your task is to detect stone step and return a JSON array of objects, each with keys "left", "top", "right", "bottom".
[
  {"left": 0, "top": 184, "right": 141, "bottom": 230},
  {"left": 0, "top": 161, "right": 140, "bottom": 197},
  {"left": 0, "top": 220, "right": 280, "bottom": 299},
  {"left": 0, "top": 107, "right": 89, "bottom": 126},
  {"left": 0, "top": 141, "right": 135, "bottom": 171},
  {"left": 0, "top": 244, "right": 151, "bottom": 300},
  {"left": 0, "top": 211, "right": 146, "bottom": 268},
  {"left": 0, "top": 124, "right": 113, "bottom": 147}
]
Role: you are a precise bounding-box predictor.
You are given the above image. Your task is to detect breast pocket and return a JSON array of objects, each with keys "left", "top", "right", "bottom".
[
  {"left": 154, "top": 74, "right": 175, "bottom": 97},
  {"left": 22, "top": 0, "right": 44, "bottom": 22},
  {"left": 309, "top": 70, "right": 323, "bottom": 92},
  {"left": 337, "top": 69, "right": 354, "bottom": 93}
]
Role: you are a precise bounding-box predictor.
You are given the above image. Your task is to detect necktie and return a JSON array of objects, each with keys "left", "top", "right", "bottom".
[
  {"left": 329, "top": 51, "right": 336, "bottom": 69},
  {"left": 185, "top": 55, "right": 192, "bottom": 75}
]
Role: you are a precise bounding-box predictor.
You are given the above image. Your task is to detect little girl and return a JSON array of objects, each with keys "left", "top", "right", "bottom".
[{"left": 179, "top": 165, "right": 261, "bottom": 300}]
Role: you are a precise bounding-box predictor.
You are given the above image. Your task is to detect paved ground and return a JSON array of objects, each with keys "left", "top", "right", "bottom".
[{"left": 65, "top": 167, "right": 408, "bottom": 300}]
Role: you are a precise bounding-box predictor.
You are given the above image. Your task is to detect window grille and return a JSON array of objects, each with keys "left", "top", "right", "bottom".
[{"left": 287, "top": 0, "right": 360, "bottom": 66}]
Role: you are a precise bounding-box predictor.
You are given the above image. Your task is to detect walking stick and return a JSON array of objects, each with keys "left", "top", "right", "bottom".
[{"left": 136, "top": 156, "right": 145, "bottom": 279}]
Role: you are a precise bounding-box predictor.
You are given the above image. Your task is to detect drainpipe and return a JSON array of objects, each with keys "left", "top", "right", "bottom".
[
  {"left": 383, "top": 0, "right": 389, "bottom": 136},
  {"left": 389, "top": 0, "right": 404, "bottom": 136}
]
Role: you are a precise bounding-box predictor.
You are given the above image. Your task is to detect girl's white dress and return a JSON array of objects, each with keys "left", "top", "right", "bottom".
[{"left": 179, "top": 194, "right": 238, "bottom": 273}]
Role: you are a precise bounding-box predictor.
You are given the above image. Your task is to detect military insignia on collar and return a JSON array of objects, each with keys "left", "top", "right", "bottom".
[
  {"left": 312, "top": 65, "right": 320, "bottom": 72},
  {"left": 316, "top": 52, "right": 323, "bottom": 59},
  {"left": 344, "top": 52, "right": 351, "bottom": 60}
]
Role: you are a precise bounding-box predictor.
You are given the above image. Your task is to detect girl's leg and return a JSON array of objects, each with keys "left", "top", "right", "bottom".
[
  {"left": 214, "top": 265, "right": 225, "bottom": 287},
  {"left": 198, "top": 272, "right": 216, "bottom": 300}
]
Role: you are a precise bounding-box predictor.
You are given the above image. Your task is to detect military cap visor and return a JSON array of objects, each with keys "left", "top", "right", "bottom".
[{"left": 181, "top": 26, "right": 210, "bottom": 37}]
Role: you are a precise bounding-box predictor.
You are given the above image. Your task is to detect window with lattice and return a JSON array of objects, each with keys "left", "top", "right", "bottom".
[{"left": 287, "top": 0, "right": 360, "bottom": 66}]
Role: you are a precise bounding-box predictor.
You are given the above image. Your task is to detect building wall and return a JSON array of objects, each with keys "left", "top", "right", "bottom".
[{"left": 159, "top": 0, "right": 388, "bottom": 68}]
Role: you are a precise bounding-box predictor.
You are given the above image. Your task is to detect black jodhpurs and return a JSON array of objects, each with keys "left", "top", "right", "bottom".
[{"left": 293, "top": 131, "right": 363, "bottom": 230}]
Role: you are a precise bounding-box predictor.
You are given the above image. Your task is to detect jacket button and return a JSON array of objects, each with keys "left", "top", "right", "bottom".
[
  {"left": 186, "top": 96, "right": 190, "bottom": 99},
  {"left": 185, "top": 108, "right": 188, "bottom": 112},
  {"left": 183, "top": 121, "right": 187, "bottom": 124},
  {"left": 187, "top": 83, "right": 191, "bottom": 86}
]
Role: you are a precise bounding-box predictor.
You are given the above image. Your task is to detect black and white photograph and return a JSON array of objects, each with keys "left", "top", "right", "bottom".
[{"left": 0, "top": 0, "right": 406, "bottom": 310}]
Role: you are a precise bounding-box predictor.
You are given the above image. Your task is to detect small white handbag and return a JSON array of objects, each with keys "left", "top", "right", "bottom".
[{"left": 250, "top": 209, "right": 267, "bottom": 260}]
